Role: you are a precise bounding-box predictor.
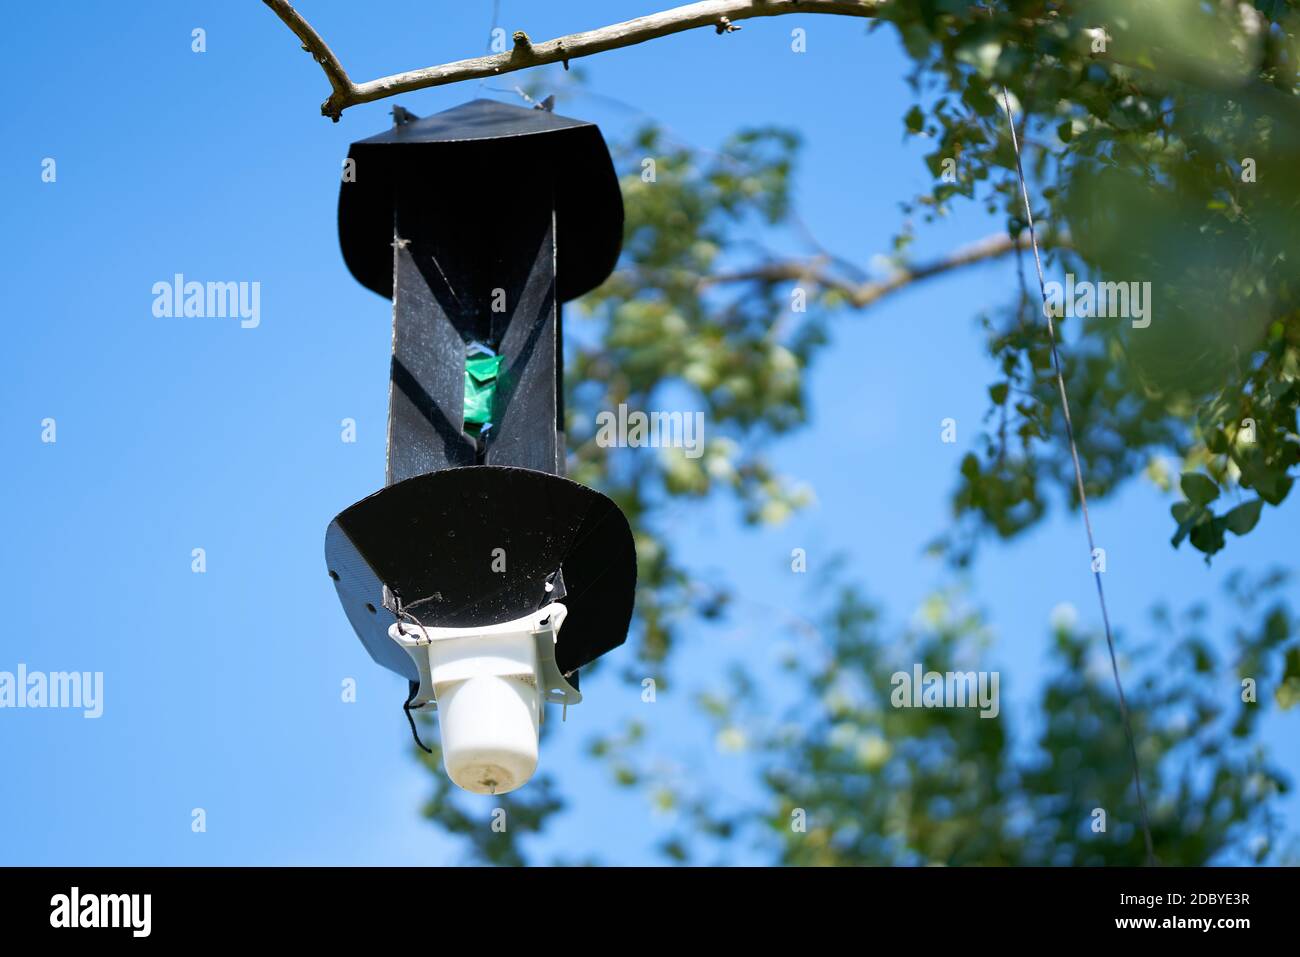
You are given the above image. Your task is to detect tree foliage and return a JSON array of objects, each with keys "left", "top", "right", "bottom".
[
  {"left": 415, "top": 0, "right": 1300, "bottom": 865},
  {"left": 888, "top": 0, "right": 1300, "bottom": 561}
]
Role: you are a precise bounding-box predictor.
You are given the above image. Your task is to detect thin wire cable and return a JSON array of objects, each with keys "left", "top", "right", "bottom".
[
  {"left": 997, "top": 86, "right": 1156, "bottom": 865},
  {"left": 403, "top": 683, "right": 435, "bottom": 754},
  {"left": 391, "top": 596, "right": 435, "bottom": 753}
]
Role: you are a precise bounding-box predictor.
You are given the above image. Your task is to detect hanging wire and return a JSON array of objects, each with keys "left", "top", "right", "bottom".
[
  {"left": 392, "top": 596, "right": 435, "bottom": 754},
  {"left": 403, "top": 682, "right": 434, "bottom": 755},
  {"left": 997, "top": 84, "right": 1156, "bottom": 865}
]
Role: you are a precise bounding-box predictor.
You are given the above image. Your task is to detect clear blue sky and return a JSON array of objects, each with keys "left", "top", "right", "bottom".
[{"left": 1, "top": 1, "right": 1295, "bottom": 865}]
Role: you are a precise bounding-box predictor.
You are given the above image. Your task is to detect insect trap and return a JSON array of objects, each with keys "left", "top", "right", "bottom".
[{"left": 326, "top": 99, "right": 636, "bottom": 795}]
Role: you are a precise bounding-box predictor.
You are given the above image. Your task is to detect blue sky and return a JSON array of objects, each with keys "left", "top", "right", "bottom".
[{"left": 1, "top": 1, "right": 1295, "bottom": 865}]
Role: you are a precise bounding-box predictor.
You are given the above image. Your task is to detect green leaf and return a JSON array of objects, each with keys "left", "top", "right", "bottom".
[
  {"left": 905, "top": 105, "right": 925, "bottom": 134},
  {"left": 1223, "top": 499, "right": 1264, "bottom": 536},
  {"left": 988, "top": 382, "right": 1009, "bottom": 405},
  {"left": 1170, "top": 501, "right": 1204, "bottom": 547},
  {"left": 1255, "top": 473, "right": 1294, "bottom": 507},
  {"left": 1278, "top": 648, "right": 1300, "bottom": 710},
  {"left": 1180, "top": 472, "right": 1220, "bottom": 506},
  {"left": 1189, "top": 516, "right": 1226, "bottom": 556}
]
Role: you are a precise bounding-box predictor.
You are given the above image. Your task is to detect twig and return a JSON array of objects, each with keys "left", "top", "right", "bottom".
[
  {"left": 263, "top": 0, "right": 356, "bottom": 120},
  {"left": 262, "top": 0, "right": 887, "bottom": 120},
  {"left": 701, "top": 232, "right": 1069, "bottom": 309}
]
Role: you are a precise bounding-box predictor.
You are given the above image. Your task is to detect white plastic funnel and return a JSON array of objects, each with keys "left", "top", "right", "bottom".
[
  {"left": 387, "top": 603, "right": 573, "bottom": 795},
  {"left": 430, "top": 631, "right": 540, "bottom": 794}
]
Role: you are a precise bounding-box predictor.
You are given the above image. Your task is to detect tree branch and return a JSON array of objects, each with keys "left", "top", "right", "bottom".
[
  {"left": 702, "top": 232, "right": 1069, "bottom": 309},
  {"left": 263, "top": 0, "right": 887, "bottom": 120},
  {"left": 263, "top": 0, "right": 355, "bottom": 119}
]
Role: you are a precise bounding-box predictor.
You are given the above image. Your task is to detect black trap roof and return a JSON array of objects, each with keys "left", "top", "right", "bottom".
[{"left": 338, "top": 98, "right": 624, "bottom": 304}]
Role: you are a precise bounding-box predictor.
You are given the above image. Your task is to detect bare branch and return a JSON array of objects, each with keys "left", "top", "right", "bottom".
[
  {"left": 702, "top": 232, "right": 1070, "bottom": 310},
  {"left": 263, "top": 0, "right": 356, "bottom": 120},
  {"left": 263, "top": 0, "right": 887, "bottom": 120},
  {"left": 264, "top": 0, "right": 1300, "bottom": 131}
]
